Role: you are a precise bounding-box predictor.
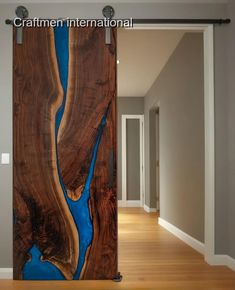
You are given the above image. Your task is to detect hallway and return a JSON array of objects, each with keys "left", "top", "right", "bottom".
[{"left": 1, "top": 208, "right": 235, "bottom": 290}]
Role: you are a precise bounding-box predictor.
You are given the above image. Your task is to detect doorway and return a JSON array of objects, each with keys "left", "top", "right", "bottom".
[
  {"left": 117, "top": 24, "right": 215, "bottom": 264},
  {"left": 121, "top": 115, "right": 144, "bottom": 207}
]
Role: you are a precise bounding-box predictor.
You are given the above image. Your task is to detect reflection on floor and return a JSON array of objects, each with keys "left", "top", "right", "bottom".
[{"left": 1, "top": 207, "right": 235, "bottom": 290}]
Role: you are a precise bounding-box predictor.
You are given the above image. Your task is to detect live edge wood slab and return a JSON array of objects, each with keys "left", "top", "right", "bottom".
[{"left": 13, "top": 26, "right": 117, "bottom": 280}]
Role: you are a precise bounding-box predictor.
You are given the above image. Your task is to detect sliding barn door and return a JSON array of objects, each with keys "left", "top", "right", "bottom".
[{"left": 13, "top": 26, "right": 117, "bottom": 280}]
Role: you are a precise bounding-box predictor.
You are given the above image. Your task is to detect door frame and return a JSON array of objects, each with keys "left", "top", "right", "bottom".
[
  {"left": 121, "top": 114, "right": 145, "bottom": 207},
  {"left": 155, "top": 104, "right": 160, "bottom": 212},
  {"left": 128, "top": 24, "right": 215, "bottom": 265}
]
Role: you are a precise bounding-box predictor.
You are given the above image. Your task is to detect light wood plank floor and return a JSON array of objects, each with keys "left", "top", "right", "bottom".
[{"left": 1, "top": 207, "right": 235, "bottom": 290}]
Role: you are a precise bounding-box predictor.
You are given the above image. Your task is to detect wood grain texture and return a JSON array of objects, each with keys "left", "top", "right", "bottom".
[
  {"left": 57, "top": 27, "right": 117, "bottom": 279},
  {"left": 81, "top": 95, "right": 117, "bottom": 280},
  {"left": 4, "top": 208, "right": 235, "bottom": 289},
  {"left": 13, "top": 27, "right": 79, "bottom": 280},
  {"left": 58, "top": 27, "right": 116, "bottom": 196},
  {"left": 13, "top": 26, "right": 117, "bottom": 280}
]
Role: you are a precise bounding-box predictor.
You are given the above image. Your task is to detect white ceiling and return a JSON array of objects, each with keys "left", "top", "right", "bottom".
[{"left": 117, "top": 29, "right": 185, "bottom": 97}]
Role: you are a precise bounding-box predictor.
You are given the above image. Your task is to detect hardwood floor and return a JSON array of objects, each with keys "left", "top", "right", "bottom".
[{"left": 1, "top": 207, "right": 235, "bottom": 289}]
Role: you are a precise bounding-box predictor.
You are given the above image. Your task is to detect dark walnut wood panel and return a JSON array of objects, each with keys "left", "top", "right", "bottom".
[
  {"left": 13, "top": 25, "right": 117, "bottom": 280},
  {"left": 81, "top": 95, "right": 117, "bottom": 280},
  {"left": 13, "top": 27, "right": 79, "bottom": 280},
  {"left": 58, "top": 27, "right": 116, "bottom": 198},
  {"left": 58, "top": 27, "right": 117, "bottom": 279}
]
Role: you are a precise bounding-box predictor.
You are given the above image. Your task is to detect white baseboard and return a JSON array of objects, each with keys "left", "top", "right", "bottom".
[
  {"left": 0, "top": 268, "right": 13, "bottom": 279},
  {"left": 118, "top": 200, "right": 141, "bottom": 207},
  {"left": 207, "top": 254, "right": 228, "bottom": 265},
  {"left": 227, "top": 255, "right": 235, "bottom": 271},
  {"left": 158, "top": 217, "right": 205, "bottom": 255},
  {"left": 158, "top": 217, "right": 235, "bottom": 272},
  {"left": 207, "top": 255, "right": 235, "bottom": 271},
  {"left": 144, "top": 204, "right": 157, "bottom": 213}
]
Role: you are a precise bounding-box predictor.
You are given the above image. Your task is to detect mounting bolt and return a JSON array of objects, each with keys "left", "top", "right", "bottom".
[
  {"left": 102, "top": 5, "right": 115, "bottom": 19},
  {"left": 15, "top": 6, "right": 29, "bottom": 19}
]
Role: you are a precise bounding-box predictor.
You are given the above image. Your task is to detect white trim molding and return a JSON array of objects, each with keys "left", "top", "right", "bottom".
[
  {"left": 227, "top": 256, "right": 235, "bottom": 271},
  {"left": 203, "top": 24, "right": 215, "bottom": 265},
  {"left": 118, "top": 200, "right": 141, "bottom": 207},
  {"left": 204, "top": 255, "right": 235, "bottom": 272},
  {"left": 134, "top": 24, "right": 216, "bottom": 266},
  {"left": 144, "top": 204, "right": 157, "bottom": 213},
  {"left": 0, "top": 268, "right": 13, "bottom": 279},
  {"left": 121, "top": 114, "right": 145, "bottom": 207},
  {"left": 158, "top": 217, "right": 205, "bottom": 255}
]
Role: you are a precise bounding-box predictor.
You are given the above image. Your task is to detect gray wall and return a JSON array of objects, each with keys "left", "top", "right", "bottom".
[
  {"left": 0, "top": 1, "right": 233, "bottom": 267},
  {"left": 117, "top": 97, "right": 144, "bottom": 200},
  {"left": 127, "top": 119, "right": 140, "bottom": 201},
  {"left": 145, "top": 33, "right": 205, "bottom": 242}
]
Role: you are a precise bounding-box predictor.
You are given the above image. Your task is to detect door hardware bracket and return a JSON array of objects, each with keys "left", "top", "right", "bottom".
[
  {"left": 102, "top": 5, "right": 115, "bottom": 45},
  {"left": 5, "top": 6, "right": 29, "bottom": 44}
]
